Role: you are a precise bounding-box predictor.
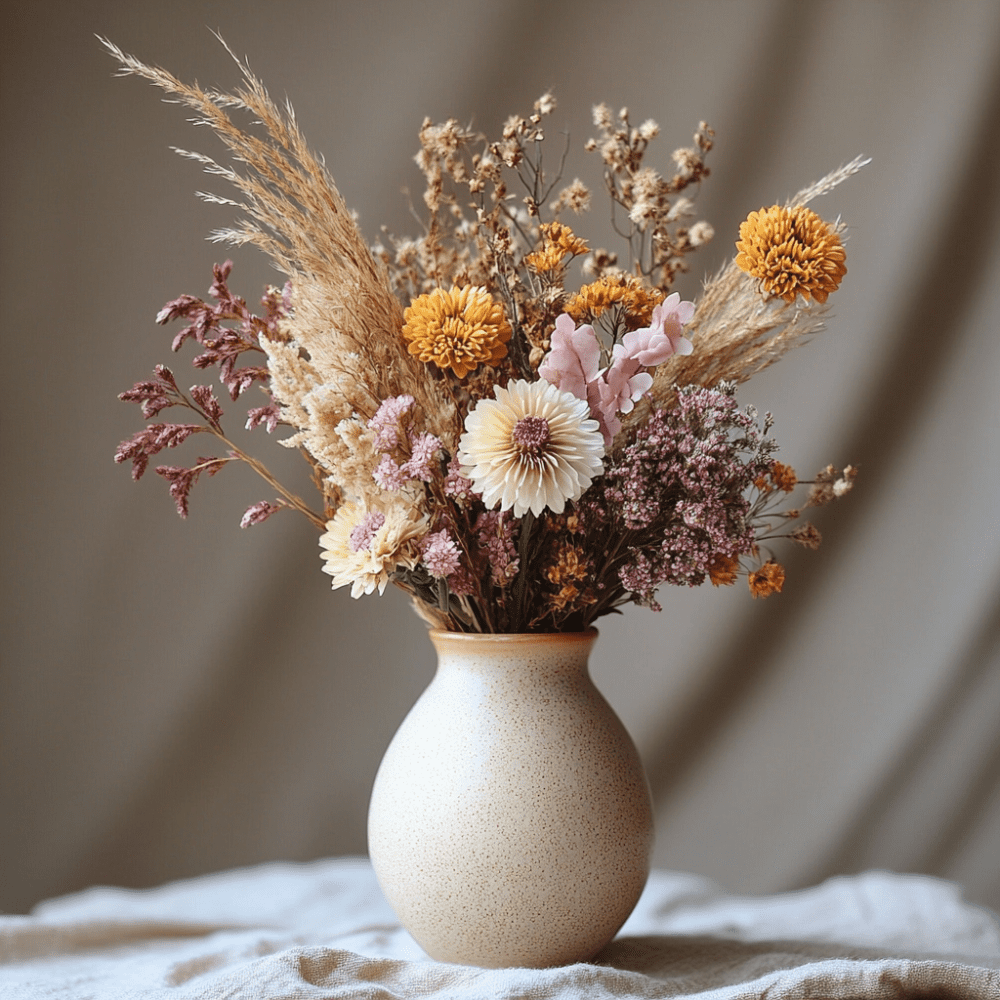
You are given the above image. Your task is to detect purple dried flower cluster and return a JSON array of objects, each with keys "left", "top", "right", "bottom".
[
  {"left": 156, "top": 456, "right": 227, "bottom": 518},
  {"left": 240, "top": 500, "right": 282, "bottom": 528},
  {"left": 591, "top": 383, "right": 774, "bottom": 606},
  {"left": 350, "top": 511, "right": 387, "bottom": 552},
  {"left": 443, "top": 458, "right": 475, "bottom": 504}
]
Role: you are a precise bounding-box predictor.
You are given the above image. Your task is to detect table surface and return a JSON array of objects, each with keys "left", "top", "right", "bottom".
[{"left": 1, "top": 858, "right": 998, "bottom": 999}]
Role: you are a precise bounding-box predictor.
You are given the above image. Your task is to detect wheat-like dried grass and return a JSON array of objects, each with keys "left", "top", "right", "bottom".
[{"left": 100, "top": 35, "right": 457, "bottom": 453}]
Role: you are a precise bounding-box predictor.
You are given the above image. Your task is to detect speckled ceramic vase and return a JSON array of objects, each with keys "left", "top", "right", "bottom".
[{"left": 367, "top": 628, "right": 654, "bottom": 969}]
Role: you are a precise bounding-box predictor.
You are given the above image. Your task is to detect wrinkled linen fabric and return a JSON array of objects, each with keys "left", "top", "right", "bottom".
[{"left": 1, "top": 858, "right": 997, "bottom": 999}]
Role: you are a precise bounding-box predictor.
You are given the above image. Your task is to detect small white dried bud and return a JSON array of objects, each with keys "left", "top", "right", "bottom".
[
  {"left": 833, "top": 478, "right": 853, "bottom": 497},
  {"left": 502, "top": 115, "right": 524, "bottom": 140},
  {"left": 534, "top": 92, "right": 556, "bottom": 116},
  {"left": 666, "top": 197, "right": 695, "bottom": 222},
  {"left": 560, "top": 178, "right": 590, "bottom": 214},
  {"left": 672, "top": 147, "right": 700, "bottom": 179},
  {"left": 638, "top": 118, "right": 660, "bottom": 140},
  {"left": 592, "top": 103, "right": 613, "bottom": 129},
  {"left": 688, "top": 221, "right": 715, "bottom": 246}
]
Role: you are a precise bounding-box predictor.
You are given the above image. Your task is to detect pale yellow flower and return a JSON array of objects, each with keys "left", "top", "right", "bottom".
[{"left": 319, "top": 497, "right": 427, "bottom": 598}]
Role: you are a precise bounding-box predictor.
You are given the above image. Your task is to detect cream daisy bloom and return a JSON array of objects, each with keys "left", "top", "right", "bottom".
[
  {"left": 319, "top": 497, "right": 428, "bottom": 598},
  {"left": 458, "top": 379, "right": 605, "bottom": 518}
]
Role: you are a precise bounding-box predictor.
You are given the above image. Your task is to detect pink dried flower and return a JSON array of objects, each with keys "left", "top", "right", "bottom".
[
  {"left": 155, "top": 456, "right": 226, "bottom": 518},
  {"left": 443, "top": 457, "right": 476, "bottom": 504},
  {"left": 421, "top": 529, "right": 463, "bottom": 579},
  {"left": 606, "top": 292, "right": 694, "bottom": 417},
  {"left": 245, "top": 403, "right": 281, "bottom": 433},
  {"left": 373, "top": 454, "right": 407, "bottom": 491},
  {"left": 241, "top": 500, "right": 281, "bottom": 528},
  {"left": 445, "top": 563, "right": 477, "bottom": 597},
  {"left": 114, "top": 422, "right": 206, "bottom": 480},
  {"left": 370, "top": 395, "right": 414, "bottom": 450},
  {"left": 349, "top": 510, "right": 387, "bottom": 552},
  {"left": 401, "top": 431, "right": 442, "bottom": 482},
  {"left": 537, "top": 313, "right": 601, "bottom": 400},
  {"left": 118, "top": 364, "right": 181, "bottom": 419},
  {"left": 189, "top": 384, "right": 223, "bottom": 425},
  {"left": 156, "top": 262, "right": 278, "bottom": 400},
  {"left": 625, "top": 293, "right": 694, "bottom": 363},
  {"left": 600, "top": 383, "right": 772, "bottom": 602},
  {"left": 475, "top": 509, "right": 520, "bottom": 586}
]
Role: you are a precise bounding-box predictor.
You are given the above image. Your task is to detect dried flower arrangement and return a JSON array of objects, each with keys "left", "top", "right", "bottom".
[{"left": 108, "top": 38, "right": 862, "bottom": 634}]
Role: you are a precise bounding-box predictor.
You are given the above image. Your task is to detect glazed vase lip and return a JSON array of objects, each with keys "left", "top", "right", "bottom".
[{"left": 428, "top": 628, "right": 598, "bottom": 651}]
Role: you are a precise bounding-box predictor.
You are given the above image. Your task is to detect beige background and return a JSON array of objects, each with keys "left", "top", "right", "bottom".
[{"left": 2, "top": 0, "right": 998, "bottom": 916}]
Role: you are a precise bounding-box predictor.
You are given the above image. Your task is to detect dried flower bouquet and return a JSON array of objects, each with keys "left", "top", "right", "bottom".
[{"left": 108, "top": 38, "right": 862, "bottom": 634}]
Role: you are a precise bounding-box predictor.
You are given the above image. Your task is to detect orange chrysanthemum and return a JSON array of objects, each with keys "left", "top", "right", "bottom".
[
  {"left": 525, "top": 222, "right": 590, "bottom": 273},
  {"left": 402, "top": 285, "right": 511, "bottom": 378},
  {"left": 769, "top": 461, "right": 798, "bottom": 493},
  {"left": 735, "top": 205, "right": 846, "bottom": 303},
  {"left": 748, "top": 559, "right": 786, "bottom": 598},
  {"left": 708, "top": 553, "right": 740, "bottom": 587},
  {"left": 564, "top": 274, "right": 663, "bottom": 327}
]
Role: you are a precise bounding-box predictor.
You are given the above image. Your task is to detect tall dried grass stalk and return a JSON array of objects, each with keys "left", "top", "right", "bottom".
[{"left": 99, "top": 36, "right": 454, "bottom": 446}]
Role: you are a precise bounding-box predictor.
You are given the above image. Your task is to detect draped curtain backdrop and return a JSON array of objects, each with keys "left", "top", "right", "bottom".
[{"left": 3, "top": 0, "right": 998, "bottom": 915}]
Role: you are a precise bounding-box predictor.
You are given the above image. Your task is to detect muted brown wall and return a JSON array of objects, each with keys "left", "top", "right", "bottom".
[{"left": 2, "top": 0, "right": 998, "bottom": 915}]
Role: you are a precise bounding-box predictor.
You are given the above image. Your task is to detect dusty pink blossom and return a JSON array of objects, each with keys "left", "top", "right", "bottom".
[
  {"left": 241, "top": 500, "right": 281, "bottom": 527},
  {"left": 620, "top": 292, "right": 694, "bottom": 364},
  {"left": 369, "top": 395, "right": 414, "bottom": 450},
  {"left": 349, "top": 510, "right": 386, "bottom": 552},
  {"left": 475, "top": 509, "right": 520, "bottom": 586},
  {"left": 373, "top": 453, "right": 407, "bottom": 491},
  {"left": 401, "top": 432, "right": 441, "bottom": 481},
  {"left": 420, "top": 529, "right": 462, "bottom": 578},
  {"left": 538, "top": 313, "right": 601, "bottom": 400},
  {"left": 155, "top": 456, "right": 226, "bottom": 518},
  {"left": 189, "top": 384, "right": 223, "bottom": 424},
  {"left": 443, "top": 457, "right": 476, "bottom": 504},
  {"left": 245, "top": 403, "right": 281, "bottom": 433},
  {"left": 114, "top": 422, "right": 206, "bottom": 480}
]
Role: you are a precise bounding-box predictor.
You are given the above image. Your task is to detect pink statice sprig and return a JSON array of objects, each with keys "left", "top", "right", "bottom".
[
  {"left": 157, "top": 259, "right": 285, "bottom": 403},
  {"left": 116, "top": 265, "right": 324, "bottom": 528}
]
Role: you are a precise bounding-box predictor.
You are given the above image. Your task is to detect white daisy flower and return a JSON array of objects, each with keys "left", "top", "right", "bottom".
[{"left": 458, "top": 379, "right": 605, "bottom": 518}]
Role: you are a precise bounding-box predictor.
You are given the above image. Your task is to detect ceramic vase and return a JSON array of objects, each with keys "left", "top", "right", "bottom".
[{"left": 367, "top": 628, "right": 654, "bottom": 968}]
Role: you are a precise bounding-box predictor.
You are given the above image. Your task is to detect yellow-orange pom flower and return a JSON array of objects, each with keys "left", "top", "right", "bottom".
[
  {"left": 402, "top": 285, "right": 511, "bottom": 378},
  {"left": 735, "top": 205, "right": 846, "bottom": 303},
  {"left": 748, "top": 559, "right": 786, "bottom": 598},
  {"left": 525, "top": 222, "right": 590, "bottom": 273},
  {"left": 564, "top": 274, "right": 663, "bottom": 328}
]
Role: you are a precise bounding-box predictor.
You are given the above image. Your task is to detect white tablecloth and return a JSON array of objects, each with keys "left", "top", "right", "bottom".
[{"left": 2, "top": 858, "right": 998, "bottom": 998}]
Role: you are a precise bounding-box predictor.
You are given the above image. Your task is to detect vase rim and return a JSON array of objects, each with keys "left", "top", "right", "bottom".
[{"left": 428, "top": 628, "right": 598, "bottom": 646}]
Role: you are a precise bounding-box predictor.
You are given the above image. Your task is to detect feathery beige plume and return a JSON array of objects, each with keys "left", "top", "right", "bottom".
[{"left": 99, "top": 36, "right": 458, "bottom": 461}]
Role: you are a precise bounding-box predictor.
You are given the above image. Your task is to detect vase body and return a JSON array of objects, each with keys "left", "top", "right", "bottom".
[{"left": 367, "top": 629, "right": 654, "bottom": 968}]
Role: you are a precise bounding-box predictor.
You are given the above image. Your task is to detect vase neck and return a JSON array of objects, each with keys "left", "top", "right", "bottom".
[{"left": 428, "top": 630, "right": 597, "bottom": 679}]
